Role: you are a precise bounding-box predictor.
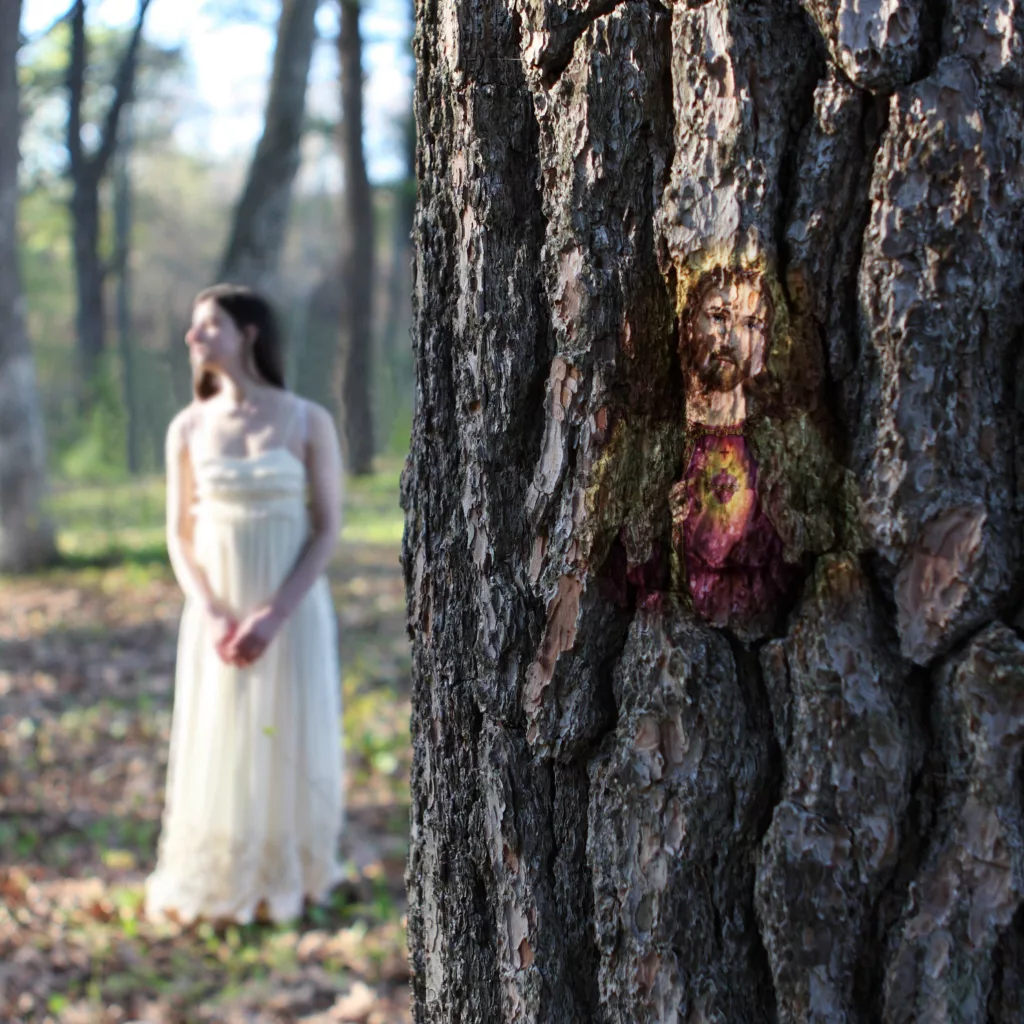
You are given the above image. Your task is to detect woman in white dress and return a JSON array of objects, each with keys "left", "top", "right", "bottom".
[{"left": 145, "top": 284, "right": 345, "bottom": 925}]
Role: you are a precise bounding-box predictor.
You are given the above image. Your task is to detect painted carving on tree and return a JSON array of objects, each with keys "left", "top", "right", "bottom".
[
  {"left": 668, "top": 266, "right": 797, "bottom": 635},
  {"left": 521, "top": 252, "right": 862, "bottom": 748}
]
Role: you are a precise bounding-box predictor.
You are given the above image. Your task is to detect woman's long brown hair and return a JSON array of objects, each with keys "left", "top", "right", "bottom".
[{"left": 192, "top": 284, "right": 287, "bottom": 400}]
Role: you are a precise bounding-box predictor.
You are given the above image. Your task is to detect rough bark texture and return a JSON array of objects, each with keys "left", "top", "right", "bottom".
[
  {"left": 756, "top": 555, "right": 919, "bottom": 1022},
  {"left": 0, "top": 0, "right": 57, "bottom": 573},
  {"left": 216, "top": 0, "right": 319, "bottom": 293},
  {"left": 590, "top": 610, "right": 776, "bottom": 1022},
  {"left": 336, "top": 0, "right": 376, "bottom": 476},
  {"left": 66, "top": 0, "right": 151, "bottom": 400},
  {"left": 402, "top": 0, "right": 1024, "bottom": 1018}
]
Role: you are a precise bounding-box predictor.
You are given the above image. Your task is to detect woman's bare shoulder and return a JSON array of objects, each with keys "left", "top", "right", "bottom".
[
  {"left": 294, "top": 396, "right": 336, "bottom": 437},
  {"left": 166, "top": 403, "right": 203, "bottom": 453}
]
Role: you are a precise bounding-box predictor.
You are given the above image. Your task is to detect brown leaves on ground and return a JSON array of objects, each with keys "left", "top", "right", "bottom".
[{"left": 0, "top": 537, "right": 412, "bottom": 1024}]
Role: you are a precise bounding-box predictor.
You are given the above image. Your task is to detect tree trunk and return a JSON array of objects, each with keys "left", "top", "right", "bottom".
[
  {"left": 402, "top": 0, "right": 1024, "bottom": 1021},
  {"left": 114, "top": 106, "right": 140, "bottom": 475},
  {"left": 0, "top": 0, "right": 57, "bottom": 572},
  {"left": 70, "top": 171, "right": 105, "bottom": 396},
  {"left": 66, "top": 0, "right": 151, "bottom": 406},
  {"left": 336, "top": 0, "right": 375, "bottom": 475},
  {"left": 216, "top": 0, "right": 320, "bottom": 291}
]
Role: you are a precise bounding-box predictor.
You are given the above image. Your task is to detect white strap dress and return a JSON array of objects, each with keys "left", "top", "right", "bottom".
[{"left": 145, "top": 403, "right": 344, "bottom": 924}]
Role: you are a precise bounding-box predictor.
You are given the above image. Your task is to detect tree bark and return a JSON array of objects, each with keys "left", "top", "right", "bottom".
[
  {"left": 66, "top": 0, "right": 151, "bottom": 405},
  {"left": 216, "top": 0, "right": 320, "bottom": 292},
  {"left": 0, "top": 0, "right": 57, "bottom": 572},
  {"left": 336, "top": 0, "right": 375, "bottom": 475},
  {"left": 402, "top": 0, "right": 1024, "bottom": 1021}
]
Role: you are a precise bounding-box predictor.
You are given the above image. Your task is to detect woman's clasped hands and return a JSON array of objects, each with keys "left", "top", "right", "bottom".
[{"left": 207, "top": 602, "right": 283, "bottom": 669}]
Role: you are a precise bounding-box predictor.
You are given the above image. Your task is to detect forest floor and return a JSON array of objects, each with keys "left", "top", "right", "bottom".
[{"left": 0, "top": 462, "right": 412, "bottom": 1024}]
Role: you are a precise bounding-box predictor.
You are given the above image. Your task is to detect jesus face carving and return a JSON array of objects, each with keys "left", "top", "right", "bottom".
[
  {"left": 670, "top": 267, "right": 794, "bottom": 633},
  {"left": 689, "top": 276, "right": 770, "bottom": 395}
]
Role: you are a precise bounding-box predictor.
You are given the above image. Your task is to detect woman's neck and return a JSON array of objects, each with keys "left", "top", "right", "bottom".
[
  {"left": 210, "top": 368, "right": 267, "bottom": 411},
  {"left": 686, "top": 382, "right": 746, "bottom": 428}
]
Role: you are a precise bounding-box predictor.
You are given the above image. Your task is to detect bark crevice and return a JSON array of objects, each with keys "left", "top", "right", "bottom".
[
  {"left": 533, "top": 0, "right": 669, "bottom": 89},
  {"left": 858, "top": 663, "right": 938, "bottom": 1021}
]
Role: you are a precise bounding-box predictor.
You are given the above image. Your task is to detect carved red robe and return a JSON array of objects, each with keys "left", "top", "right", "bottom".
[{"left": 674, "top": 427, "right": 795, "bottom": 630}]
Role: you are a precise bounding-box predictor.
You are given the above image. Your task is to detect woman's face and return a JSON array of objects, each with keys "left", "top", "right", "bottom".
[{"left": 185, "top": 298, "right": 248, "bottom": 373}]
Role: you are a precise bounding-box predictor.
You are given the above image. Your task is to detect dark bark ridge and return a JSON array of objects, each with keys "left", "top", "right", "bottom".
[
  {"left": 590, "top": 609, "right": 777, "bottom": 1022},
  {"left": 403, "top": 0, "right": 1024, "bottom": 1018},
  {"left": 756, "top": 555, "right": 920, "bottom": 1022}
]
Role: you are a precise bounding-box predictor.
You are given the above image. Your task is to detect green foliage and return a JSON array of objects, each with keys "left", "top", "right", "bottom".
[
  {"left": 58, "top": 359, "right": 130, "bottom": 483},
  {"left": 386, "top": 403, "right": 413, "bottom": 456},
  {"left": 41, "top": 458, "right": 405, "bottom": 566},
  {"left": 342, "top": 458, "right": 407, "bottom": 543}
]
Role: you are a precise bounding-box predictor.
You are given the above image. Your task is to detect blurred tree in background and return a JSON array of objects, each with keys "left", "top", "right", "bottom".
[
  {"left": 336, "top": 0, "right": 375, "bottom": 476},
  {"left": 65, "top": 0, "right": 152, "bottom": 412},
  {"left": 8, "top": 0, "right": 415, "bottom": 557},
  {"left": 0, "top": 0, "right": 57, "bottom": 572},
  {"left": 216, "top": 0, "right": 320, "bottom": 291}
]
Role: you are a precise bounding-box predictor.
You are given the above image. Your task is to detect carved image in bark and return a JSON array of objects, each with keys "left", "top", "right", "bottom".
[
  {"left": 668, "top": 267, "right": 799, "bottom": 636},
  {"left": 402, "top": 0, "right": 1024, "bottom": 1019}
]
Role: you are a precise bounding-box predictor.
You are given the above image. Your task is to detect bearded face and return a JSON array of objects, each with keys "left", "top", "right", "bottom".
[{"left": 689, "top": 278, "right": 770, "bottom": 394}]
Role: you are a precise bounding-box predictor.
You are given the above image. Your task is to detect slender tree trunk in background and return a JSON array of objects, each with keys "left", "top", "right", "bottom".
[
  {"left": 66, "top": 0, "right": 151, "bottom": 409},
  {"left": 295, "top": 263, "right": 343, "bottom": 418},
  {"left": 380, "top": 110, "right": 415, "bottom": 445},
  {"left": 69, "top": 180, "right": 104, "bottom": 396},
  {"left": 114, "top": 107, "right": 140, "bottom": 475},
  {"left": 216, "top": 0, "right": 319, "bottom": 292},
  {"left": 402, "top": 0, "right": 1024, "bottom": 1020},
  {"left": 0, "top": 0, "right": 57, "bottom": 572},
  {"left": 336, "top": 0, "right": 375, "bottom": 475}
]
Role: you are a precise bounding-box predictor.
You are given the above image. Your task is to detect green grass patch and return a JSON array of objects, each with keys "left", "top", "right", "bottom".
[{"left": 38, "top": 458, "right": 406, "bottom": 567}]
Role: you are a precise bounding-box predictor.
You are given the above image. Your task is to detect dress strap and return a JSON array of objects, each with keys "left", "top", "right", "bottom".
[{"left": 184, "top": 404, "right": 201, "bottom": 465}]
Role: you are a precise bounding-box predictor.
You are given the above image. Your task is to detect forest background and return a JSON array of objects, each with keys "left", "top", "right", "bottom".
[
  {"left": 21, "top": 0, "right": 414, "bottom": 489},
  {"left": 1, "top": 0, "right": 416, "bottom": 1019}
]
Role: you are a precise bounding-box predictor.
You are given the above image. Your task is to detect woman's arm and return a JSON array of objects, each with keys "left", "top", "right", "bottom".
[
  {"left": 226, "top": 401, "right": 343, "bottom": 667},
  {"left": 166, "top": 409, "right": 216, "bottom": 609},
  {"left": 271, "top": 401, "right": 344, "bottom": 620}
]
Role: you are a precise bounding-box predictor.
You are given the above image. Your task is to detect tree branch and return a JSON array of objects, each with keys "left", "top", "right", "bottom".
[
  {"left": 92, "top": 0, "right": 152, "bottom": 175},
  {"left": 65, "top": 0, "right": 86, "bottom": 176}
]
